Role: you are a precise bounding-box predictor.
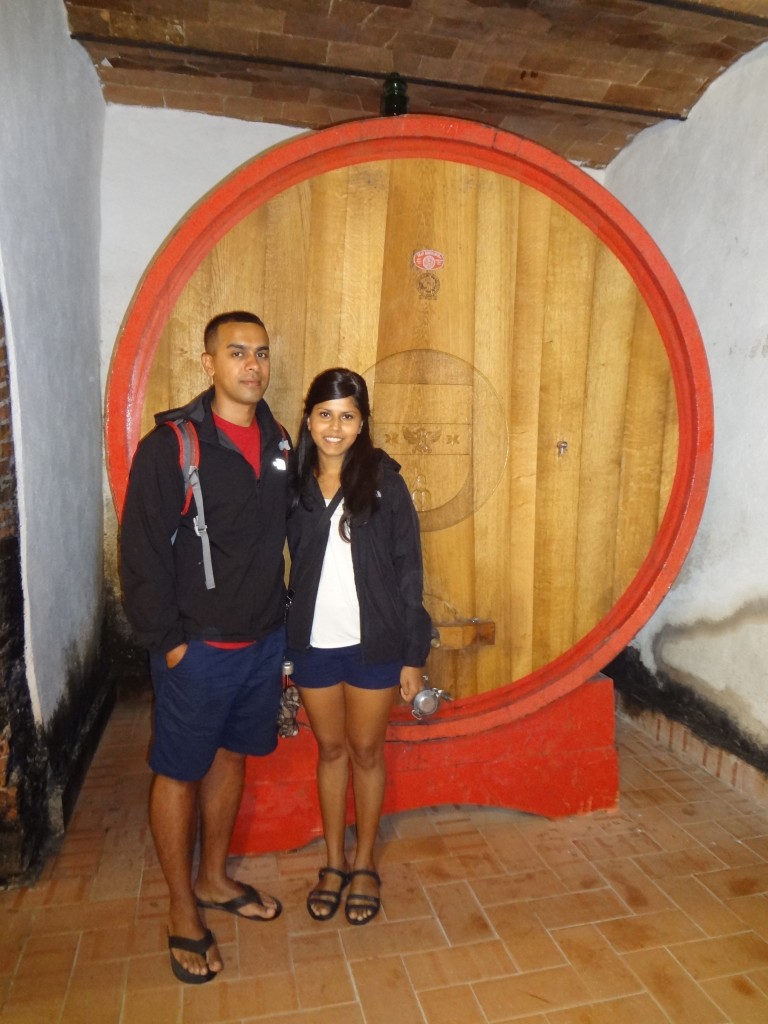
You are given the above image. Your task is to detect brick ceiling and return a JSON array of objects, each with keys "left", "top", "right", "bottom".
[{"left": 64, "top": 0, "right": 768, "bottom": 168}]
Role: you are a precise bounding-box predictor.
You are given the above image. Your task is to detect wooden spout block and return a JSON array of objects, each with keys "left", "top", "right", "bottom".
[{"left": 434, "top": 619, "right": 495, "bottom": 650}]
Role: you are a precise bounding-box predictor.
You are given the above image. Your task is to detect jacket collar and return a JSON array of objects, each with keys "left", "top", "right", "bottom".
[{"left": 155, "top": 387, "right": 275, "bottom": 445}]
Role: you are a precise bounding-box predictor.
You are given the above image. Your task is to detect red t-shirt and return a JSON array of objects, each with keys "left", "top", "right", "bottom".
[{"left": 213, "top": 411, "right": 261, "bottom": 477}]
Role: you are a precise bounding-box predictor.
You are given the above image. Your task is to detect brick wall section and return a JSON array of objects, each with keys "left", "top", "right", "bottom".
[
  {"left": 63, "top": 0, "right": 768, "bottom": 168},
  {"left": 616, "top": 695, "right": 768, "bottom": 811},
  {"left": 0, "top": 727, "right": 16, "bottom": 824},
  {"left": 0, "top": 312, "right": 17, "bottom": 545},
  {"left": 0, "top": 306, "right": 21, "bottom": 831}
]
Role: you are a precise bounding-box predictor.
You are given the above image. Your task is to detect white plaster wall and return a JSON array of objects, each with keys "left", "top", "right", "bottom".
[
  {"left": 605, "top": 43, "right": 768, "bottom": 747},
  {"left": 0, "top": 0, "right": 104, "bottom": 725}
]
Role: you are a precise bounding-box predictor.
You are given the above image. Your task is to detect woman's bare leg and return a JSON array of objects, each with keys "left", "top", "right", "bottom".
[
  {"left": 344, "top": 684, "right": 396, "bottom": 920},
  {"left": 298, "top": 684, "right": 350, "bottom": 913}
]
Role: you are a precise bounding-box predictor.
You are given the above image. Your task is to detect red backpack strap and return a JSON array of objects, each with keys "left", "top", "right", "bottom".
[
  {"left": 164, "top": 419, "right": 215, "bottom": 590},
  {"left": 165, "top": 419, "right": 200, "bottom": 515}
]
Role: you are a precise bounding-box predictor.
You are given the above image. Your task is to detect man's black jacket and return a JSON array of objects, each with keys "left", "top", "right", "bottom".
[{"left": 120, "top": 388, "right": 291, "bottom": 653}]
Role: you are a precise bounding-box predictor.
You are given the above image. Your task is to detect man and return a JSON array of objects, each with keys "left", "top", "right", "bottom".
[{"left": 120, "top": 311, "right": 290, "bottom": 984}]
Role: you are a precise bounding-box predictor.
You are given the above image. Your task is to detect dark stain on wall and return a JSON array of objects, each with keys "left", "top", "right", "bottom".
[
  {"left": 0, "top": 606, "right": 120, "bottom": 885},
  {"left": 0, "top": 535, "right": 49, "bottom": 879},
  {"left": 0, "top": 582, "right": 151, "bottom": 885},
  {"left": 43, "top": 626, "right": 115, "bottom": 833},
  {"left": 607, "top": 646, "right": 768, "bottom": 776}
]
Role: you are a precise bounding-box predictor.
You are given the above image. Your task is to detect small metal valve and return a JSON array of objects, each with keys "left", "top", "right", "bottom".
[{"left": 412, "top": 675, "right": 453, "bottom": 720}]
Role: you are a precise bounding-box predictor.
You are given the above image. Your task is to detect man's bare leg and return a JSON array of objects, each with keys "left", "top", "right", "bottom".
[
  {"left": 195, "top": 748, "right": 280, "bottom": 919},
  {"left": 149, "top": 773, "right": 223, "bottom": 977}
]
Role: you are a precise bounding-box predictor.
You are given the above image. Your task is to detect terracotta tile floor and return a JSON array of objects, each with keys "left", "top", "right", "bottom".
[{"left": 2, "top": 692, "right": 768, "bottom": 1023}]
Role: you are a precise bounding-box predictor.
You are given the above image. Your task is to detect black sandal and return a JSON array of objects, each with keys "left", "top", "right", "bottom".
[
  {"left": 344, "top": 869, "right": 381, "bottom": 926},
  {"left": 306, "top": 867, "right": 350, "bottom": 921}
]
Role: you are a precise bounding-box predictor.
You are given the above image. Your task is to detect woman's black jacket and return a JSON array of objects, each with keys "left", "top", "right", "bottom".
[{"left": 286, "top": 453, "right": 432, "bottom": 667}]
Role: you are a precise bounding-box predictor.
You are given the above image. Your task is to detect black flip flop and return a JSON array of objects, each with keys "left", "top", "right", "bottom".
[
  {"left": 196, "top": 881, "right": 282, "bottom": 921},
  {"left": 168, "top": 928, "right": 218, "bottom": 984}
]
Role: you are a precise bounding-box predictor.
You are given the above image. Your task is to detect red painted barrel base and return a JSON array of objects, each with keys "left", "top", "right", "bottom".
[{"left": 231, "top": 673, "right": 618, "bottom": 855}]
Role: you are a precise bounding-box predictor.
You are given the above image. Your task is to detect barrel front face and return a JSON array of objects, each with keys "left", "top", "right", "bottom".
[{"left": 107, "top": 118, "right": 711, "bottom": 709}]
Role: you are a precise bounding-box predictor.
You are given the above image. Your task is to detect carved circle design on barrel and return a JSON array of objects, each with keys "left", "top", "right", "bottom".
[{"left": 363, "top": 349, "right": 508, "bottom": 533}]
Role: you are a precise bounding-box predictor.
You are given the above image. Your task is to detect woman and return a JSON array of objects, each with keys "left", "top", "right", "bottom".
[{"left": 285, "top": 368, "right": 432, "bottom": 925}]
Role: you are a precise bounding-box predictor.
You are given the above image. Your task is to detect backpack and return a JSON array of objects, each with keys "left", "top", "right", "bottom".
[{"left": 164, "top": 417, "right": 291, "bottom": 591}]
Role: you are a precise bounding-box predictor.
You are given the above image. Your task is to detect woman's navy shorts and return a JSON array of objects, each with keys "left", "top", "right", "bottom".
[
  {"left": 149, "top": 627, "right": 284, "bottom": 782},
  {"left": 287, "top": 644, "right": 401, "bottom": 690}
]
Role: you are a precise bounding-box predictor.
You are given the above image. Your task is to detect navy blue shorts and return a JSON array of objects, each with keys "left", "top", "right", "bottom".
[
  {"left": 287, "top": 644, "right": 401, "bottom": 690},
  {"left": 149, "top": 628, "right": 284, "bottom": 782}
]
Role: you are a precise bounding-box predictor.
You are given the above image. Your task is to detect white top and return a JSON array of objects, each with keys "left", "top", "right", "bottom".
[{"left": 310, "top": 500, "right": 361, "bottom": 648}]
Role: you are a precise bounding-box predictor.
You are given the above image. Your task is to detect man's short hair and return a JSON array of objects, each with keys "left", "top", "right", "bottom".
[{"left": 204, "top": 311, "right": 266, "bottom": 352}]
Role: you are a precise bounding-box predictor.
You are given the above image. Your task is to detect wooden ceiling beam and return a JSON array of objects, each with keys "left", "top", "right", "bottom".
[{"left": 71, "top": 32, "right": 687, "bottom": 121}]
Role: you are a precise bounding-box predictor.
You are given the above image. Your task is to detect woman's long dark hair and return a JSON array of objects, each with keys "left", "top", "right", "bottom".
[{"left": 291, "top": 368, "right": 379, "bottom": 537}]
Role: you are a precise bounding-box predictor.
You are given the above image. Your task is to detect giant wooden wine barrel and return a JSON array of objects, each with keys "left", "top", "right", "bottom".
[{"left": 106, "top": 116, "right": 712, "bottom": 848}]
